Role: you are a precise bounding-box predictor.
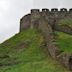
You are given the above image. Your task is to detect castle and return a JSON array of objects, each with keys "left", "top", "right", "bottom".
[{"left": 20, "top": 8, "right": 72, "bottom": 71}]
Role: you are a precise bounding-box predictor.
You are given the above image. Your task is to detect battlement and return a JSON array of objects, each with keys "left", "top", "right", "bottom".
[
  {"left": 51, "top": 8, "right": 58, "bottom": 12},
  {"left": 42, "top": 8, "right": 49, "bottom": 12},
  {"left": 69, "top": 8, "right": 72, "bottom": 12},
  {"left": 30, "top": 8, "right": 72, "bottom": 13},
  {"left": 60, "top": 8, "right": 67, "bottom": 12},
  {"left": 20, "top": 8, "right": 72, "bottom": 31},
  {"left": 31, "top": 9, "right": 40, "bottom": 13}
]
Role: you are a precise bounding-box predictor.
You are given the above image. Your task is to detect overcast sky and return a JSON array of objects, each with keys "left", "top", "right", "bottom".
[
  {"left": 33, "top": 0, "right": 72, "bottom": 9},
  {"left": 0, "top": 0, "right": 33, "bottom": 43},
  {"left": 0, "top": 0, "right": 72, "bottom": 43}
]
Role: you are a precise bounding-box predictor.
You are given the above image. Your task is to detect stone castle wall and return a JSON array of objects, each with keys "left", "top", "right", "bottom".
[{"left": 20, "top": 8, "right": 72, "bottom": 34}]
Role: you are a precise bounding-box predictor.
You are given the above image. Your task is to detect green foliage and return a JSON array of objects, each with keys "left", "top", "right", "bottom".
[
  {"left": 55, "top": 31, "right": 72, "bottom": 52},
  {"left": 58, "top": 18, "right": 72, "bottom": 27},
  {"left": 0, "top": 29, "right": 69, "bottom": 72}
]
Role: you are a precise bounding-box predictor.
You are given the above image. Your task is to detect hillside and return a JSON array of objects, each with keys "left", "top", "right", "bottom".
[
  {"left": 55, "top": 31, "right": 72, "bottom": 52},
  {"left": 0, "top": 28, "right": 70, "bottom": 72}
]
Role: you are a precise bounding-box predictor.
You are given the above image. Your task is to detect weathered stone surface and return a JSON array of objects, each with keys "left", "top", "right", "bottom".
[
  {"left": 57, "top": 52, "right": 72, "bottom": 70},
  {"left": 54, "top": 24, "right": 72, "bottom": 35},
  {"left": 47, "top": 43, "right": 63, "bottom": 59},
  {"left": 20, "top": 14, "right": 31, "bottom": 31},
  {"left": 38, "top": 17, "right": 62, "bottom": 59},
  {"left": 30, "top": 9, "right": 40, "bottom": 29}
]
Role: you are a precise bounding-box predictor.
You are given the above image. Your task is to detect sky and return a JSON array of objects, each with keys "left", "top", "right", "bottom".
[
  {"left": 0, "top": 0, "right": 72, "bottom": 43},
  {"left": 0, "top": 0, "right": 33, "bottom": 43},
  {"left": 33, "top": 0, "right": 72, "bottom": 9}
]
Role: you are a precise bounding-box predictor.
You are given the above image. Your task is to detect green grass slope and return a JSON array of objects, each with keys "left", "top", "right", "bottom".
[
  {"left": 58, "top": 18, "right": 72, "bottom": 27},
  {"left": 55, "top": 31, "right": 72, "bottom": 53},
  {"left": 0, "top": 29, "right": 69, "bottom": 72}
]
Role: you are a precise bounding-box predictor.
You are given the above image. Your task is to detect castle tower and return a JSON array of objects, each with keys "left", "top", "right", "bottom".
[{"left": 30, "top": 9, "right": 40, "bottom": 29}]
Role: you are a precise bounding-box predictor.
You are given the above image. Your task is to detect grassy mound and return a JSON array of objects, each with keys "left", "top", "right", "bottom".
[
  {"left": 0, "top": 29, "right": 69, "bottom": 72},
  {"left": 55, "top": 31, "right": 72, "bottom": 53}
]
